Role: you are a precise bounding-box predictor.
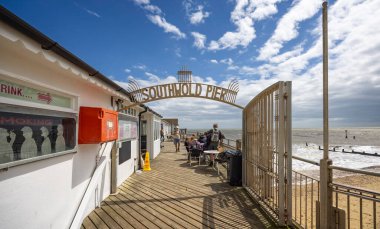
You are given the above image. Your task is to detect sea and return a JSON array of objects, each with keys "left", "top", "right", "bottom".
[{"left": 187, "top": 128, "right": 380, "bottom": 174}]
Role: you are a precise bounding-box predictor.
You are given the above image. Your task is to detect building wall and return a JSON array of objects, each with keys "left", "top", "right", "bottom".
[
  {"left": 0, "top": 22, "right": 137, "bottom": 229},
  {"left": 153, "top": 116, "right": 161, "bottom": 159},
  {"left": 117, "top": 139, "right": 137, "bottom": 186},
  {"left": 141, "top": 112, "right": 161, "bottom": 159}
]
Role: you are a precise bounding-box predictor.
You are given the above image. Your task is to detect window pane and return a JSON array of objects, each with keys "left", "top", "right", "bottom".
[{"left": 0, "top": 111, "right": 76, "bottom": 164}]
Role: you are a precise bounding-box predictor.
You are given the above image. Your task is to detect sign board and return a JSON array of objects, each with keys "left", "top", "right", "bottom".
[
  {"left": 121, "top": 69, "right": 242, "bottom": 110},
  {"left": 0, "top": 79, "right": 72, "bottom": 108},
  {"left": 119, "top": 120, "right": 138, "bottom": 140}
]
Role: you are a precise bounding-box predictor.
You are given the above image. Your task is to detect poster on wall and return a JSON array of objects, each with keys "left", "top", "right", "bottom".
[
  {"left": 119, "top": 120, "right": 137, "bottom": 140},
  {"left": 0, "top": 111, "right": 76, "bottom": 164}
]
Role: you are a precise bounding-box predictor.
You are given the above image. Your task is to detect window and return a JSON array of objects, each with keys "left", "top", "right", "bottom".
[
  {"left": 0, "top": 109, "right": 76, "bottom": 164},
  {"left": 154, "top": 121, "right": 160, "bottom": 141}
]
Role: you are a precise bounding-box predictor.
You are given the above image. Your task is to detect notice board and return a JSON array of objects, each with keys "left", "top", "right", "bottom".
[{"left": 119, "top": 140, "right": 131, "bottom": 164}]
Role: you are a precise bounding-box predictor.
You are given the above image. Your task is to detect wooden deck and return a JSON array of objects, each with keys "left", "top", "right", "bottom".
[{"left": 81, "top": 142, "right": 275, "bottom": 229}]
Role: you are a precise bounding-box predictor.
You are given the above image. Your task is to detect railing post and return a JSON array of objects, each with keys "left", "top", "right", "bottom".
[
  {"left": 285, "top": 81, "right": 292, "bottom": 225},
  {"left": 278, "top": 82, "right": 286, "bottom": 226},
  {"left": 319, "top": 2, "right": 333, "bottom": 228},
  {"left": 236, "top": 139, "right": 242, "bottom": 151},
  {"left": 111, "top": 140, "right": 118, "bottom": 194},
  {"left": 242, "top": 109, "right": 247, "bottom": 187}
]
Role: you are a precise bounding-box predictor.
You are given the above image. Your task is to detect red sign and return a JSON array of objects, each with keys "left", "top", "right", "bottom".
[{"left": 37, "top": 93, "right": 52, "bottom": 104}]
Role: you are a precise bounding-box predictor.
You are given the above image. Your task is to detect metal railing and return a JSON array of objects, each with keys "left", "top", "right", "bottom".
[
  {"left": 221, "top": 138, "right": 238, "bottom": 149},
  {"left": 330, "top": 167, "right": 380, "bottom": 229},
  {"left": 291, "top": 156, "right": 380, "bottom": 229}
]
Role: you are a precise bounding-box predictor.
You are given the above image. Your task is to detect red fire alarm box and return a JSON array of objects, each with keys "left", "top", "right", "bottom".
[{"left": 79, "top": 107, "right": 118, "bottom": 144}]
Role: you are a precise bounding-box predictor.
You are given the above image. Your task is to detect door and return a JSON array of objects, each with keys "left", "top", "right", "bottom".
[{"left": 242, "top": 81, "right": 292, "bottom": 226}]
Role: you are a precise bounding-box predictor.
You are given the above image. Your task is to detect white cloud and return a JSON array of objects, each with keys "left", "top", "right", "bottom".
[
  {"left": 145, "top": 72, "right": 161, "bottom": 82},
  {"left": 148, "top": 15, "right": 186, "bottom": 39},
  {"left": 190, "top": 57, "right": 197, "bottom": 61},
  {"left": 210, "top": 59, "right": 218, "bottom": 64},
  {"left": 85, "top": 9, "right": 101, "bottom": 18},
  {"left": 234, "top": 0, "right": 380, "bottom": 127},
  {"left": 220, "top": 58, "right": 234, "bottom": 65},
  {"left": 133, "top": 0, "right": 186, "bottom": 39},
  {"left": 191, "top": 32, "right": 206, "bottom": 49},
  {"left": 258, "top": 0, "right": 321, "bottom": 60},
  {"left": 183, "top": 1, "right": 210, "bottom": 25},
  {"left": 133, "top": 0, "right": 150, "bottom": 4},
  {"left": 143, "top": 5, "right": 162, "bottom": 14},
  {"left": 124, "top": 68, "right": 131, "bottom": 73},
  {"left": 208, "top": 0, "right": 281, "bottom": 50},
  {"left": 133, "top": 64, "right": 147, "bottom": 70},
  {"left": 174, "top": 48, "right": 182, "bottom": 57},
  {"left": 189, "top": 5, "right": 210, "bottom": 25}
]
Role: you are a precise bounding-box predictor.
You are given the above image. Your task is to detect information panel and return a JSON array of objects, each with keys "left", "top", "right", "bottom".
[{"left": 118, "top": 119, "right": 137, "bottom": 140}]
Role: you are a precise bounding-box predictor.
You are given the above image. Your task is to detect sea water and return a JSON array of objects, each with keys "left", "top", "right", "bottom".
[{"left": 187, "top": 128, "right": 380, "bottom": 172}]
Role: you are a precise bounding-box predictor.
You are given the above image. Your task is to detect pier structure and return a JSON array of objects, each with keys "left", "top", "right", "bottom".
[{"left": 1, "top": 3, "right": 380, "bottom": 229}]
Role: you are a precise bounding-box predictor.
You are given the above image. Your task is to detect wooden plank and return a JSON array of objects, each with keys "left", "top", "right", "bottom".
[
  {"left": 126, "top": 176, "right": 251, "bottom": 228},
  {"left": 124, "top": 178, "right": 234, "bottom": 228},
  {"left": 107, "top": 195, "right": 159, "bottom": 229},
  {"left": 119, "top": 185, "right": 199, "bottom": 228},
  {"left": 116, "top": 188, "right": 187, "bottom": 229},
  {"left": 88, "top": 212, "right": 109, "bottom": 229},
  {"left": 121, "top": 184, "right": 210, "bottom": 228},
  {"left": 127, "top": 175, "right": 266, "bottom": 228},
  {"left": 101, "top": 201, "right": 135, "bottom": 229},
  {"left": 82, "top": 217, "right": 96, "bottom": 229},
  {"left": 94, "top": 208, "right": 122, "bottom": 229},
  {"left": 109, "top": 194, "right": 172, "bottom": 228}
]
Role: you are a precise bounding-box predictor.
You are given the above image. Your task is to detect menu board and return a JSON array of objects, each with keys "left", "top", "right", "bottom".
[{"left": 119, "top": 120, "right": 137, "bottom": 140}]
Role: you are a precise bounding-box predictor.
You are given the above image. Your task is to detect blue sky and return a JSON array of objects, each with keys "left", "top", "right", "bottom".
[{"left": 2, "top": 0, "right": 380, "bottom": 129}]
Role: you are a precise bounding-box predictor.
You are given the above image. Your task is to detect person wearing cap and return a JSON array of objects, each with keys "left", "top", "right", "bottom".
[{"left": 20, "top": 126, "right": 37, "bottom": 159}]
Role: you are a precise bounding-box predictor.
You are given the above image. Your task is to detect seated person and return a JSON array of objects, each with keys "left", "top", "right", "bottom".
[
  {"left": 198, "top": 133, "right": 207, "bottom": 144},
  {"left": 188, "top": 137, "right": 204, "bottom": 162},
  {"left": 184, "top": 137, "right": 191, "bottom": 153}
]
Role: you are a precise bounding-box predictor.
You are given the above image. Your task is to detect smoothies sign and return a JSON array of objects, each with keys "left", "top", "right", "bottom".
[{"left": 0, "top": 79, "right": 71, "bottom": 108}]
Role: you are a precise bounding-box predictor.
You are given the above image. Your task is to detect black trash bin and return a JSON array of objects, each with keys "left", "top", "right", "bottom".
[{"left": 227, "top": 151, "right": 242, "bottom": 186}]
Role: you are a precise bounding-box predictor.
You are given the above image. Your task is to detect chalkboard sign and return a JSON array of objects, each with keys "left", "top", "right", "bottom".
[{"left": 119, "top": 140, "right": 131, "bottom": 164}]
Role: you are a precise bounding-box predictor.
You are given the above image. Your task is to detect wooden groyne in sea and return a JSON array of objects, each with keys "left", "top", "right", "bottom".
[{"left": 317, "top": 145, "right": 380, "bottom": 157}]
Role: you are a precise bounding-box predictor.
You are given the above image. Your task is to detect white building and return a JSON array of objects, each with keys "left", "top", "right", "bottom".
[{"left": 0, "top": 7, "right": 161, "bottom": 229}]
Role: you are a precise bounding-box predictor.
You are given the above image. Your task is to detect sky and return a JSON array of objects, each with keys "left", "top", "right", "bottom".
[{"left": 1, "top": 0, "right": 380, "bottom": 129}]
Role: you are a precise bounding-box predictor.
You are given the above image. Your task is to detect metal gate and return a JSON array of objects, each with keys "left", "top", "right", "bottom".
[{"left": 242, "top": 81, "right": 292, "bottom": 226}]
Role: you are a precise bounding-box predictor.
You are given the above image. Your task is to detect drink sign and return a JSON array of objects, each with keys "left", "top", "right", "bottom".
[{"left": 0, "top": 79, "right": 72, "bottom": 108}]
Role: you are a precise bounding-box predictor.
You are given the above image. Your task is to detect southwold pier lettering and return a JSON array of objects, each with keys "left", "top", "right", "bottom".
[{"left": 130, "top": 83, "right": 238, "bottom": 105}]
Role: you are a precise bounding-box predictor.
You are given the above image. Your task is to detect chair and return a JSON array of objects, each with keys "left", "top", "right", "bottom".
[
  {"left": 214, "top": 152, "right": 230, "bottom": 176},
  {"left": 188, "top": 148, "right": 203, "bottom": 166}
]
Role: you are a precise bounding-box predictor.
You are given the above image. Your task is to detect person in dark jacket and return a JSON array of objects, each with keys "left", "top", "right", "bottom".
[
  {"left": 206, "top": 123, "right": 224, "bottom": 166},
  {"left": 206, "top": 123, "right": 224, "bottom": 150}
]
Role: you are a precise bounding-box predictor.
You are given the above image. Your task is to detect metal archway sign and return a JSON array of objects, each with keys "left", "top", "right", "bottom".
[{"left": 119, "top": 68, "right": 243, "bottom": 110}]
